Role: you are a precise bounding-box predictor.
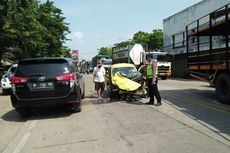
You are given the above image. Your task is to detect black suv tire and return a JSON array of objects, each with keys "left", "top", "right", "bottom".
[{"left": 71, "top": 103, "right": 82, "bottom": 113}]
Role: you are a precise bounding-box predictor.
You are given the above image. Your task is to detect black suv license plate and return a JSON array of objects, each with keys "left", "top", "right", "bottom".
[{"left": 32, "top": 82, "right": 54, "bottom": 90}]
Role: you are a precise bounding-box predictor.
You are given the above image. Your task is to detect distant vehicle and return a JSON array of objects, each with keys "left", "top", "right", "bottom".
[
  {"left": 92, "top": 55, "right": 110, "bottom": 68},
  {"left": 10, "top": 58, "right": 85, "bottom": 118},
  {"left": 80, "top": 68, "right": 88, "bottom": 74},
  {"left": 143, "top": 52, "right": 172, "bottom": 80},
  {"left": 1, "top": 64, "right": 18, "bottom": 95},
  {"left": 0, "top": 63, "right": 11, "bottom": 79},
  {"left": 101, "top": 58, "right": 112, "bottom": 72}
]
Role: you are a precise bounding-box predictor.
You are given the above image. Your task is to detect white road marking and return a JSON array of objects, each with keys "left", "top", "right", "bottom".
[{"left": 2, "top": 120, "right": 37, "bottom": 153}]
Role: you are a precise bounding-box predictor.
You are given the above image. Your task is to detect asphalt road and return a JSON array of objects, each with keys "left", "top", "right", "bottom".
[{"left": 0, "top": 75, "right": 229, "bottom": 153}]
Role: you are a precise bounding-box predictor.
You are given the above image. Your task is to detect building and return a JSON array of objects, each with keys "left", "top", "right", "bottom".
[{"left": 163, "top": 0, "right": 230, "bottom": 77}]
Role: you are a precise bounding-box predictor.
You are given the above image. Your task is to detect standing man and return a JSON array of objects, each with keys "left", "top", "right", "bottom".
[
  {"left": 146, "top": 54, "right": 162, "bottom": 106},
  {"left": 93, "top": 60, "right": 106, "bottom": 102}
]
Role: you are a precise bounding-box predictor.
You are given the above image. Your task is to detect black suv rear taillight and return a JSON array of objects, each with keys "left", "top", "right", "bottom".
[
  {"left": 56, "top": 73, "right": 75, "bottom": 88},
  {"left": 11, "top": 77, "right": 28, "bottom": 85},
  {"left": 55, "top": 73, "right": 75, "bottom": 81}
]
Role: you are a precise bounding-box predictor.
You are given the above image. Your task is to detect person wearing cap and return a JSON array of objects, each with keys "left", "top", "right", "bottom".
[
  {"left": 145, "top": 54, "right": 162, "bottom": 106},
  {"left": 93, "top": 60, "right": 106, "bottom": 102}
]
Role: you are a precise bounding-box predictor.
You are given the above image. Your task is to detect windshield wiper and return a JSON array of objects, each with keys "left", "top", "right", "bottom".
[{"left": 26, "top": 73, "right": 43, "bottom": 77}]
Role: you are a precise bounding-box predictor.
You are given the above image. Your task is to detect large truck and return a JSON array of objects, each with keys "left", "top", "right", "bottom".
[
  {"left": 143, "top": 52, "right": 172, "bottom": 80},
  {"left": 112, "top": 43, "right": 172, "bottom": 79},
  {"left": 91, "top": 55, "right": 110, "bottom": 68},
  {"left": 186, "top": 3, "right": 230, "bottom": 103}
]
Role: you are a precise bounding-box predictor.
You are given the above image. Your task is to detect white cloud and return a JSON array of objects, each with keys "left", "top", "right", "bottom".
[
  {"left": 67, "top": 31, "right": 87, "bottom": 48},
  {"left": 72, "top": 31, "right": 84, "bottom": 40}
]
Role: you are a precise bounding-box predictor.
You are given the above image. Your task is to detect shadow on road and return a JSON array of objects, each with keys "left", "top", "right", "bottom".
[
  {"left": 1, "top": 106, "right": 73, "bottom": 122},
  {"left": 1, "top": 109, "right": 26, "bottom": 122},
  {"left": 160, "top": 88, "right": 230, "bottom": 141},
  {"left": 90, "top": 97, "right": 146, "bottom": 106}
]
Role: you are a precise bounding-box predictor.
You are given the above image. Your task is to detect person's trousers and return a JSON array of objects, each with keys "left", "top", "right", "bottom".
[{"left": 147, "top": 78, "right": 161, "bottom": 103}]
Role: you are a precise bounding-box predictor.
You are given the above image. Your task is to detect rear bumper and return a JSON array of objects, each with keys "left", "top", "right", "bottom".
[
  {"left": 11, "top": 91, "right": 80, "bottom": 109},
  {"left": 158, "top": 73, "right": 171, "bottom": 77}
]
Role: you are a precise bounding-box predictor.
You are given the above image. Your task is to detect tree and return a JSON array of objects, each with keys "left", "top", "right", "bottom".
[
  {"left": 132, "top": 29, "right": 163, "bottom": 51},
  {"left": 98, "top": 47, "right": 112, "bottom": 58},
  {"left": 148, "top": 29, "right": 163, "bottom": 50},
  {"left": 0, "top": 0, "right": 11, "bottom": 60},
  {"left": 3, "top": 0, "right": 46, "bottom": 58},
  {"left": 0, "top": 0, "right": 70, "bottom": 61},
  {"left": 133, "top": 31, "right": 150, "bottom": 44},
  {"left": 60, "top": 46, "right": 71, "bottom": 58},
  {"left": 37, "top": 0, "right": 70, "bottom": 57}
]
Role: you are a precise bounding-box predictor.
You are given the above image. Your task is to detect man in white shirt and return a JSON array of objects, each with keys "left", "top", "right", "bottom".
[{"left": 93, "top": 60, "right": 106, "bottom": 101}]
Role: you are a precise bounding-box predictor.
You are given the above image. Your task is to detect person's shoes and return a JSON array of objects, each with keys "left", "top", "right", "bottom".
[
  {"left": 98, "top": 98, "right": 103, "bottom": 103},
  {"left": 156, "top": 102, "right": 162, "bottom": 106},
  {"left": 146, "top": 102, "right": 154, "bottom": 105}
]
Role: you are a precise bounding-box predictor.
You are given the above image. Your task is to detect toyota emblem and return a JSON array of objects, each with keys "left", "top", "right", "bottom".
[{"left": 39, "top": 77, "right": 46, "bottom": 81}]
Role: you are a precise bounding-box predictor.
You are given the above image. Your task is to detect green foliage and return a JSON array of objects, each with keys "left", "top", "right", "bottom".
[
  {"left": 0, "top": 0, "right": 70, "bottom": 60},
  {"left": 107, "top": 29, "right": 163, "bottom": 53},
  {"left": 115, "top": 41, "right": 132, "bottom": 47},
  {"left": 133, "top": 29, "right": 163, "bottom": 51},
  {"left": 98, "top": 47, "right": 112, "bottom": 58},
  {"left": 60, "top": 46, "right": 71, "bottom": 58},
  {"left": 133, "top": 31, "right": 150, "bottom": 44},
  {"left": 148, "top": 29, "right": 163, "bottom": 50}
]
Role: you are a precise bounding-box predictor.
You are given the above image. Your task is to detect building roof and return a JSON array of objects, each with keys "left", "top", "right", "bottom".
[{"left": 163, "top": 0, "right": 209, "bottom": 22}]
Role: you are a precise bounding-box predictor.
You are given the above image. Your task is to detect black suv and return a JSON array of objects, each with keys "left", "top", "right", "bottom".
[{"left": 10, "top": 58, "right": 85, "bottom": 118}]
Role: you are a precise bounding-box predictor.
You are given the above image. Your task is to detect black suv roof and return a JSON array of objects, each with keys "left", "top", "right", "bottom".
[
  {"left": 19, "top": 57, "right": 71, "bottom": 61},
  {"left": 18, "top": 57, "right": 73, "bottom": 64}
]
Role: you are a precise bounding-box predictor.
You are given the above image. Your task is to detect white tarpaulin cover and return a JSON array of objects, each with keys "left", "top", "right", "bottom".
[{"left": 129, "top": 44, "right": 145, "bottom": 65}]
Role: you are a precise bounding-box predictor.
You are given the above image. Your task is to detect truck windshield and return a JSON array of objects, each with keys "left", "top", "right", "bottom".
[
  {"left": 157, "top": 55, "right": 172, "bottom": 62},
  {"left": 112, "top": 67, "right": 138, "bottom": 77}
]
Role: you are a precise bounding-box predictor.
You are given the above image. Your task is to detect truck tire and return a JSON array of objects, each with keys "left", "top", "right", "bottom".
[{"left": 215, "top": 73, "right": 230, "bottom": 104}]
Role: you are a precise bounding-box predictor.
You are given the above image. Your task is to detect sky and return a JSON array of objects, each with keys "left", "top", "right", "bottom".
[{"left": 45, "top": 0, "right": 202, "bottom": 60}]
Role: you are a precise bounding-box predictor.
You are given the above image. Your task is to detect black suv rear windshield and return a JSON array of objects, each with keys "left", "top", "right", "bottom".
[{"left": 15, "top": 59, "right": 70, "bottom": 77}]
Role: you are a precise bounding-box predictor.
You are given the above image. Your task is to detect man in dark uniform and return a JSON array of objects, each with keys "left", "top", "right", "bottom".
[{"left": 146, "top": 54, "right": 162, "bottom": 106}]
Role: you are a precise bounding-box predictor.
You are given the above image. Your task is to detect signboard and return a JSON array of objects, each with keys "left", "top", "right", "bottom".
[{"left": 71, "top": 50, "right": 79, "bottom": 63}]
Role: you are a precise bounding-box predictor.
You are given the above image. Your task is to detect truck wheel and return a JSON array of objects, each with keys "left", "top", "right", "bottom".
[{"left": 215, "top": 73, "right": 230, "bottom": 104}]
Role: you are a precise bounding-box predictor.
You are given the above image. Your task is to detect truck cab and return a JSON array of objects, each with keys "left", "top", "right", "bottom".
[{"left": 142, "top": 52, "right": 172, "bottom": 80}]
